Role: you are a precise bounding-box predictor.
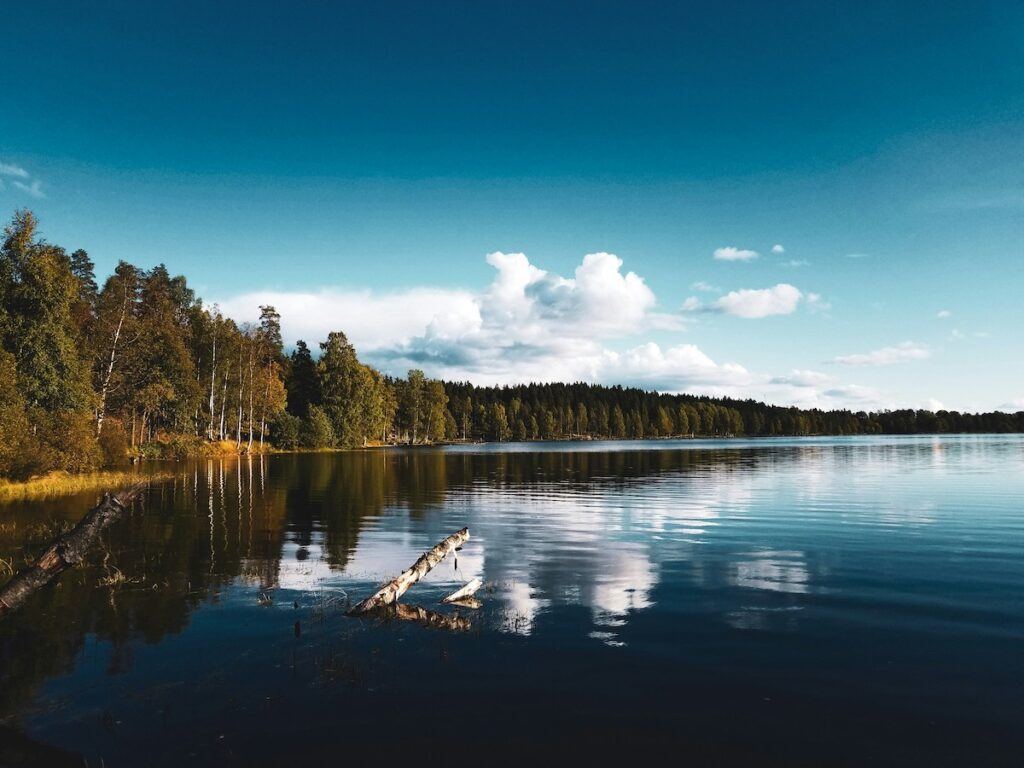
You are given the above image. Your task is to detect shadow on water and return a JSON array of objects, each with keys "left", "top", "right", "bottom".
[{"left": 0, "top": 437, "right": 1021, "bottom": 765}]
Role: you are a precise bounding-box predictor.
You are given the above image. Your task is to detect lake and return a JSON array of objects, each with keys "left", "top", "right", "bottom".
[{"left": 1, "top": 436, "right": 1022, "bottom": 765}]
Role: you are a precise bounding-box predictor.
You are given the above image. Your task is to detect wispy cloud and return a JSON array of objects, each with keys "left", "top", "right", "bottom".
[
  {"left": 936, "top": 309, "right": 952, "bottom": 319},
  {"left": 0, "top": 162, "right": 30, "bottom": 179},
  {"left": 844, "top": 253, "right": 869, "bottom": 259},
  {"left": 771, "top": 244, "right": 785, "bottom": 254},
  {"left": 996, "top": 398, "right": 1024, "bottom": 413},
  {"left": 770, "top": 369, "right": 833, "bottom": 387},
  {"left": 713, "top": 246, "right": 759, "bottom": 262},
  {"left": 0, "top": 160, "right": 45, "bottom": 198},
  {"left": 783, "top": 259, "right": 809, "bottom": 267},
  {"left": 690, "top": 280, "right": 720, "bottom": 292},
  {"left": 711, "top": 284, "right": 803, "bottom": 319},
  {"left": 12, "top": 179, "right": 45, "bottom": 198},
  {"left": 833, "top": 341, "right": 930, "bottom": 366}
]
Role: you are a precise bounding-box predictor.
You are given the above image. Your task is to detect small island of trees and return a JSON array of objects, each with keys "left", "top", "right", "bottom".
[{"left": 1, "top": 210, "right": 1021, "bottom": 482}]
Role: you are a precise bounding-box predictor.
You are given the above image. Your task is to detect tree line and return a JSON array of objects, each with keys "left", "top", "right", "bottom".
[{"left": 1, "top": 210, "right": 1021, "bottom": 480}]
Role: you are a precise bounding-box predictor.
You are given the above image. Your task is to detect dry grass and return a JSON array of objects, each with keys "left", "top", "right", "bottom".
[{"left": 0, "top": 470, "right": 156, "bottom": 502}]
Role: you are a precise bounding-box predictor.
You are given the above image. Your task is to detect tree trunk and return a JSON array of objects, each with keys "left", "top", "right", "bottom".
[
  {"left": 207, "top": 330, "right": 217, "bottom": 440},
  {"left": 219, "top": 370, "right": 228, "bottom": 440},
  {"left": 246, "top": 346, "right": 254, "bottom": 452},
  {"left": 96, "top": 287, "right": 129, "bottom": 436},
  {"left": 236, "top": 354, "right": 244, "bottom": 449},
  {"left": 348, "top": 528, "right": 469, "bottom": 615},
  {"left": 259, "top": 362, "right": 270, "bottom": 450},
  {"left": 0, "top": 485, "right": 146, "bottom": 619}
]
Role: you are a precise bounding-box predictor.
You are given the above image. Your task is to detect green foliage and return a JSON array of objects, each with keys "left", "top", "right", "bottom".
[
  {"left": 303, "top": 405, "right": 336, "bottom": 448},
  {"left": 0, "top": 349, "right": 34, "bottom": 479},
  {"left": 0, "top": 210, "right": 93, "bottom": 412},
  {"left": 271, "top": 412, "right": 303, "bottom": 449},
  {"left": 286, "top": 340, "right": 320, "bottom": 418}
]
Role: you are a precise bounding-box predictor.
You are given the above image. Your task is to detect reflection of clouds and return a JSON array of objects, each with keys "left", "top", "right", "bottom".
[
  {"left": 590, "top": 543, "right": 656, "bottom": 621},
  {"left": 732, "top": 551, "right": 810, "bottom": 594},
  {"left": 499, "top": 581, "right": 548, "bottom": 636},
  {"left": 275, "top": 539, "right": 338, "bottom": 593}
]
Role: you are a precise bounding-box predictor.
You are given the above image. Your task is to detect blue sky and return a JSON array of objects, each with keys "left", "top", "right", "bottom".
[{"left": 1, "top": 0, "right": 1022, "bottom": 411}]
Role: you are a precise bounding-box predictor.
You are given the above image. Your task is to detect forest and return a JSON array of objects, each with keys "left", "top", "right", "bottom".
[{"left": 1, "top": 209, "right": 1021, "bottom": 481}]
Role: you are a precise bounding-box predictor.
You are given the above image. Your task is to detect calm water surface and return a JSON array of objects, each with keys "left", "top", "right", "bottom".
[{"left": 1, "top": 436, "right": 1022, "bottom": 765}]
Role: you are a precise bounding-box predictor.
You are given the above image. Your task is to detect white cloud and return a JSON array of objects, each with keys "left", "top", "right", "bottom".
[
  {"left": 783, "top": 259, "right": 809, "bottom": 267},
  {"left": 1, "top": 162, "right": 45, "bottom": 198},
  {"left": 805, "top": 292, "right": 830, "bottom": 313},
  {"left": 681, "top": 296, "right": 702, "bottom": 311},
  {"left": 845, "top": 253, "right": 869, "bottom": 259},
  {"left": 771, "top": 244, "right": 785, "bottom": 254},
  {"left": 833, "top": 341, "right": 930, "bottom": 366},
  {"left": 712, "top": 283, "right": 803, "bottom": 319},
  {"left": 713, "top": 246, "right": 759, "bottom": 262},
  {"left": 0, "top": 162, "right": 29, "bottom": 179},
  {"left": 770, "top": 369, "right": 834, "bottom": 388},
  {"left": 12, "top": 179, "right": 44, "bottom": 198},
  {"left": 690, "top": 280, "right": 719, "bottom": 292},
  {"left": 936, "top": 309, "right": 952, "bottom": 319},
  {"left": 924, "top": 398, "right": 945, "bottom": 412},
  {"left": 996, "top": 398, "right": 1024, "bottom": 413}
]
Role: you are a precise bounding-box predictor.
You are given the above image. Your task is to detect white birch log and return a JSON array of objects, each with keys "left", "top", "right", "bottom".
[
  {"left": 347, "top": 528, "right": 469, "bottom": 615},
  {"left": 441, "top": 578, "right": 482, "bottom": 604}
]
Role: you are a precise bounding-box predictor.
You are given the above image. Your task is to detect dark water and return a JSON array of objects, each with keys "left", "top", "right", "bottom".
[{"left": 1, "top": 436, "right": 1022, "bottom": 766}]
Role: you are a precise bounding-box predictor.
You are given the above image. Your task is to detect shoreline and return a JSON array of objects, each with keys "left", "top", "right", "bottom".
[{"left": 3, "top": 433, "right": 1020, "bottom": 501}]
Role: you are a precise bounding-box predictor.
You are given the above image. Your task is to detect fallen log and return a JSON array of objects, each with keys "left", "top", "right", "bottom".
[
  {"left": 347, "top": 527, "right": 469, "bottom": 615},
  {"left": 441, "top": 577, "right": 482, "bottom": 604},
  {"left": 0, "top": 484, "right": 146, "bottom": 619}
]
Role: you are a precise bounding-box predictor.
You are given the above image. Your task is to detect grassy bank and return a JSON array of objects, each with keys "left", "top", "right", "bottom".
[{"left": 0, "top": 470, "right": 152, "bottom": 503}]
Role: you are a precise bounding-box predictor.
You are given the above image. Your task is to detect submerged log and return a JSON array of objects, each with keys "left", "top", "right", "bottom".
[
  {"left": 347, "top": 527, "right": 469, "bottom": 615},
  {"left": 441, "top": 578, "right": 482, "bottom": 604},
  {"left": 0, "top": 484, "right": 145, "bottom": 619},
  {"left": 444, "top": 596, "right": 482, "bottom": 610},
  {"left": 385, "top": 603, "right": 472, "bottom": 632}
]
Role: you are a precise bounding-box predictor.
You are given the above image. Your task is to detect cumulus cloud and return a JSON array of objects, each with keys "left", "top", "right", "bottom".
[
  {"left": 0, "top": 161, "right": 45, "bottom": 198},
  {"left": 713, "top": 246, "right": 759, "bottom": 262},
  {"left": 996, "top": 398, "right": 1024, "bottom": 413},
  {"left": 771, "top": 244, "right": 785, "bottom": 254},
  {"left": 712, "top": 283, "right": 803, "bottom": 318},
  {"left": 833, "top": 341, "right": 930, "bottom": 366}
]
